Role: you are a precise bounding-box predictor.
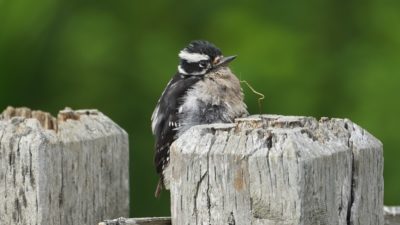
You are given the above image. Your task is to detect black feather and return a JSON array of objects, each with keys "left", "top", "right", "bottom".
[
  {"left": 152, "top": 73, "right": 202, "bottom": 175},
  {"left": 184, "top": 40, "right": 222, "bottom": 58}
]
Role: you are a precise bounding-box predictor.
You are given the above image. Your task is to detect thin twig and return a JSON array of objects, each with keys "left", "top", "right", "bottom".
[{"left": 240, "top": 80, "right": 265, "bottom": 114}]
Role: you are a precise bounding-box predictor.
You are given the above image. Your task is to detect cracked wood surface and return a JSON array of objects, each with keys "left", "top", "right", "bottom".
[
  {"left": 169, "top": 115, "right": 384, "bottom": 225},
  {"left": 97, "top": 204, "right": 400, "bottom": 224},
  {"left": 97, "top": 207, "right": 400, "bottom": 225},
  {"left": 0, "top": 107, "right": 129, "bottom": 225}
]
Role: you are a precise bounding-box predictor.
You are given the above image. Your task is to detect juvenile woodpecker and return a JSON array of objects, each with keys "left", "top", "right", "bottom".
[{"left": 151, "top": 40, "right": 248, "bottom": 197}]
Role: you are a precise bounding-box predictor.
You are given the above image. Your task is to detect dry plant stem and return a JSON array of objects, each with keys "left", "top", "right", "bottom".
[{"left": 240, "top": 80, "right": 265, "bottom": 114}]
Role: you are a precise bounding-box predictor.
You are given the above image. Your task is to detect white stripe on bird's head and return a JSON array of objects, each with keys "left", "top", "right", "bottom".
[
  {"left": 178, "top": 65, "right": 188, "bottom": 75},
  {"left": 179, "top": 50, "right": 210, "bottom": 63},
  {"left": 177, "top": 65, "right": 207, "bottom": 76}
]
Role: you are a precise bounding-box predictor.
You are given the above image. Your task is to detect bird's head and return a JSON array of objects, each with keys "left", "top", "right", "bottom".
[{"left": 178, "top": 40, "right": 236, "bottom": 76}]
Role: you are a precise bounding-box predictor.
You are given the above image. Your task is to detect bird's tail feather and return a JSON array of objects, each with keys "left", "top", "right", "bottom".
[{"left": 154, "top": 178, "right": 164, "bottom": 198}]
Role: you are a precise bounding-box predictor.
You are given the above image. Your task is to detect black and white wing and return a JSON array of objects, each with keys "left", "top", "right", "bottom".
[{"left": 151, "top": 74, "right": 201, "bottom": 176}]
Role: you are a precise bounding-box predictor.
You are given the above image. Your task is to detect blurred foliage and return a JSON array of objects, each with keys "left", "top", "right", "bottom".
[{"left": 1, "top": 0, "right": 399, "bottom": 217}]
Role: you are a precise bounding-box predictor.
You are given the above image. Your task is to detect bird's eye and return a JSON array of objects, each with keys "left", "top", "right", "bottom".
[{"left": 199, "top": 62, "right": 207, "bottom": 68}]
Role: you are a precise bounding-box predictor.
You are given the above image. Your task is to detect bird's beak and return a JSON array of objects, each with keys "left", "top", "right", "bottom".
[{"left": 213, "top": 55, "right": 237, "bottom": 69}]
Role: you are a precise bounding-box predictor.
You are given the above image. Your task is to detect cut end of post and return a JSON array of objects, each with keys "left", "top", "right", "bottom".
[{"left": 0, "top": 106, "right": 100, "bottom": 132}]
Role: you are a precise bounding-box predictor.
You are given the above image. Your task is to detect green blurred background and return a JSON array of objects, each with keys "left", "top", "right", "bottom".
[{"left": 1, "top": 0, "right": 399, "bottom": 217}]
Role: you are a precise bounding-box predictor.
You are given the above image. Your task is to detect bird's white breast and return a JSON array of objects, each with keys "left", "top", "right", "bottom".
[{"left": 178, "top": 67, "right": 248, "bottom": 135}]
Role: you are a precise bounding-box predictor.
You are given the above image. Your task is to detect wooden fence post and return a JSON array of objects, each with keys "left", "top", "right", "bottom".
[
  {"left": 385, "top": 207, "right": 400, "bottom": 225},
  {"left": 169, "top": 115, "right": 384, "bottom": 225},
  {"left": 0, "top": 106, "right": 129, "bottom": 225}
]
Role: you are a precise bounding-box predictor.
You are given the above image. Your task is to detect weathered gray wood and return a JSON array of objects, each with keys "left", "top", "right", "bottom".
[
  {"left": 385, "top": 206, "right": 400, "bottom": 225},
  {"left": 0, "top": 106, "right": 129, "bottom": 225},
  {"left": 169, "top": 115, "right": 384, "bottom": 225},
  {"left": 99, "top": 217, "right": 171, "bottom": 225},
  {"left": 96, "top": 207, "right": 400, "bottom": 225}
]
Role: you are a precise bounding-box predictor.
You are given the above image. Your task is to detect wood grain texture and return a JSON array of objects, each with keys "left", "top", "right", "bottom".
[
  {"left": 169, "top": 115, "right": 384, "bottom": 225},
  {"left": 97, "top": 210, "right": 400, "bottom": 225},
  {"left": 99, "top": 217, "right": 171, "bottom": 225},
  {"left": 0, "top": 107, "right": 129, "bottom": 225}
]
